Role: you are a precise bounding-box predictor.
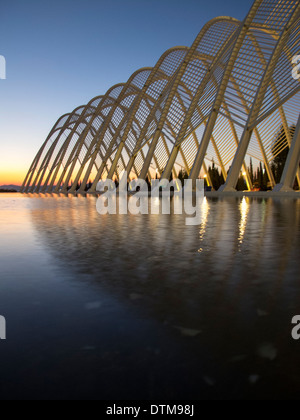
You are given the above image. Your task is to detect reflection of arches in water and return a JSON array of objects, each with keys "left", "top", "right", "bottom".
[
  {"left": 27, "top": 196, "right": 300, "bottom": 398},
  {"left": 30, "top": 197, "right": 300, "bottom": 323}
]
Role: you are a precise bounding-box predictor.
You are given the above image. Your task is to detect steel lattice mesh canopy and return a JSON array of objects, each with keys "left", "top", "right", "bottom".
[{"left": 22, "top": 0, "right": 300, "bottom": 194}]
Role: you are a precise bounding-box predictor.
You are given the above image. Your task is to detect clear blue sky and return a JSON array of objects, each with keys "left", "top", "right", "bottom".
[{"left": 0, "top": 0, "right": 253, "bottom": 184}]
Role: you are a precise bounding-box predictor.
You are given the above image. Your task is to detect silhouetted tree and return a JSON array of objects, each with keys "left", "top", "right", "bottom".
[
  {"left": 178, "top": 170, "right": 189, "bottom": 184},
  {"left": 236, "top": 174, "right": 247, "bottom": 191},
  {"left": 208, "top": 160, "right": 225, "bottom": 190},
  {"left": 249, "top": 158, "right": 254, "bottom": 183},
  {"left": 271, "top": 124, "right": 296, "bottom": 183}
]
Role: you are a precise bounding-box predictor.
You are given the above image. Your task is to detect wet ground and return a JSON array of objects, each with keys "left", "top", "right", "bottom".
[{"left": 0, "top": 193, "right": 300, "bottom": 400}]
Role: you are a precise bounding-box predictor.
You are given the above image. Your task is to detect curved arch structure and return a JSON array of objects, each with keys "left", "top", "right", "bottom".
[{"left": 22, "top": 0, "right": 300, "bottom": 194}]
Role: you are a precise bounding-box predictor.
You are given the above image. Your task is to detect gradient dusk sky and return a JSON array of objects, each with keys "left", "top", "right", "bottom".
[{"left": 0, "top": 0, "right": 254, "bottom": 185}]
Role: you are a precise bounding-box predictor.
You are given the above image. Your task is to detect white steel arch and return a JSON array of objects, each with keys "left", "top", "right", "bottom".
[{"left": 23, "top": 0, "right": 300, "bottom": 194}]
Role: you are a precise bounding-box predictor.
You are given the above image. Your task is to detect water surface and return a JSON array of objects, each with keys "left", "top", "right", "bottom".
[{"left": 0, "top": 193, "right": 300, "bottom": 400}]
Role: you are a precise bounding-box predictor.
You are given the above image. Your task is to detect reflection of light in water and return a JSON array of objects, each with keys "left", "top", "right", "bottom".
[
  {"left": 198, "top": 197, "right": 210, "bottom": 253},
  {"left": 239, "top": 197, "right": 249, "bottom": 245},
  {"left": 151, "top": 197, "right": 160, "bottom": 215},
  {"left": 261, "top": 199, "right": 267, "bottom": 224}
]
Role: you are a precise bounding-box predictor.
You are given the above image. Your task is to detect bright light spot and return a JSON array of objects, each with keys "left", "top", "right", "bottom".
[
  {"left": 199, "top": 197, "right": 210, "bottom": 244},
  {"left": 238, "top": 197, "right": 249, "bottom": 245}
]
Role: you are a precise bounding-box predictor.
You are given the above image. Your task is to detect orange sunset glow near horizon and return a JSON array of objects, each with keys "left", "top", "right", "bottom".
[
  {"left": 0, "top": 169, "right": 26, "bottom": 186},
  {"left": 0, "top": 151, "right": 31, "bottom": 187}
]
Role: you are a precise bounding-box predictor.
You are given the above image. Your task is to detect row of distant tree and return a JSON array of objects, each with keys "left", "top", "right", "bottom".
[{"left": 0, "top": 189, "right": 18, "bottom": 193}]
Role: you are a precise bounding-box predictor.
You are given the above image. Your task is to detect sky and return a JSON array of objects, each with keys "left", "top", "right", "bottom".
[{"left": 0, "top": 0, "right": 254, "bottom": 185}]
